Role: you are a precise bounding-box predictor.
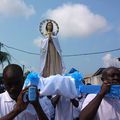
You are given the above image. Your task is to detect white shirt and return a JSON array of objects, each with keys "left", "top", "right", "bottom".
[
  {"left": 0, "top": 91, "right": 37, "bottom": 120},
  {"left": 55, "top": 96, "right": 73, "bottom": 120},
  {"left": 82, "top": 94, "right": 120, "bottom": 120},
  {"left": 0, "top": 91, "right": 53, "bottom": 120}
]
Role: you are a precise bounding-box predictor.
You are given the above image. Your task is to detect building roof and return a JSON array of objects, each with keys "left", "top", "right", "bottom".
[{"left": 92, "top": 68, "right": 105, "bottom": 76}]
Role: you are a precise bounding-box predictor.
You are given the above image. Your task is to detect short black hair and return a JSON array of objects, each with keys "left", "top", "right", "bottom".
[{"left": 3, "top": 64, "right": 23, "bottom": 79}]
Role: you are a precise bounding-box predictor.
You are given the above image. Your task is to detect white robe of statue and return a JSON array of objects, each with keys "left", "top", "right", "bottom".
[{"left": 39, "top": 36, "right": 65, "bottom": 77}]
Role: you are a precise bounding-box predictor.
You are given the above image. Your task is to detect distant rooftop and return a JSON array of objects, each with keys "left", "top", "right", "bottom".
[{"left": 92, "top": 68, "right": 105, "bottom": 76}]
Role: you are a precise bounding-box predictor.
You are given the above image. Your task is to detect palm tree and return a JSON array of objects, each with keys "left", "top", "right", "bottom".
[{"left": 0, "top": 51, "right": 11, "bottom": 69}]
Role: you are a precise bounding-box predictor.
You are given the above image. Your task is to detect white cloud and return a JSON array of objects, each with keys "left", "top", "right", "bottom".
[
  {"left": 102, "top": 53, "right": 120, "bottom": 68},
  {"left": 33, "top": 37, "right": 43, "bottom": 47},
  {"left": 0, "top": 0, "right": 35, "bottom": 17},
  {"left": 45, "top": 3, "right": 109, "bottom": 38}
]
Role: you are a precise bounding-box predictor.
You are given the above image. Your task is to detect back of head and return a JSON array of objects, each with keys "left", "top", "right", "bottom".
[
  {"left": 3, "top": 64, "right": 23, "bottom": 80},
  {"left": 3, "top": 64, "right": 24, "bottom": 100}
]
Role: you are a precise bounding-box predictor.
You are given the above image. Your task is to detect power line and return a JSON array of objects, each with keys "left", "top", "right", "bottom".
[
  {"left": 3, "top": 46, "right": 31, "bottom": 71},
  {"left": 1, "top": 42, "right": 120, "bottom": 57},
  {"left": 3, "top": 43, "right": 40, "bottom": 55},
  {"left": 63, "top": 48, "right": 120, "bottom": 57}
]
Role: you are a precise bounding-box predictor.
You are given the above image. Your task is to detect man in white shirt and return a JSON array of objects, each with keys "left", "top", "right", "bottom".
[
  {"left": 0, "top": 64, "right": 49, "bottom": 120},
  {"left": 0, "top": 91, "right": 38, "bottom": 120},
  {"left": 80, "top": 67, "right": 120, "bottom": 120}
]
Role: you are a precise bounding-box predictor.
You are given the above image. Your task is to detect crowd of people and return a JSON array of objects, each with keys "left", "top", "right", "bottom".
[{"left": 0, "top": 64, "right": 120, "bottom": 120}]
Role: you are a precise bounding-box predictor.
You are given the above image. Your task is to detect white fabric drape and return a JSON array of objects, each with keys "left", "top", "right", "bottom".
[{"left": 39, "top": 36, "right": 65, "bottom": 76}]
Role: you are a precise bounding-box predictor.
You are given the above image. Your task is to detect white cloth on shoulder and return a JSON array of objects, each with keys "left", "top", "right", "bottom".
[{"left": 39, "top": 75, "right": 78, "bottom": 99}]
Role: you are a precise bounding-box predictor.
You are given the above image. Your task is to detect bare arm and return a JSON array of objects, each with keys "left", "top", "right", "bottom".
[
  {"left": 31, "top": 90, "right": 49, "bottom": 120},
  {"left": 79, "top": 81, "right": 111, "bottom": 120},
  {"left": 32, "top": 101, "right": 49, "bottom": 120},
  {"left": 0, "top": 108, "right": 21, "bottom": 120},
  {"left": 0, "top": 90, "right": 28, "bottom": 120},
  {"left": 51, "top": 95, "right": 60, "bottom": 108}
]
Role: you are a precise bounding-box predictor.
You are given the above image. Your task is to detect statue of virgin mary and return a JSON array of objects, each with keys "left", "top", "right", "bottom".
[{"left": 39, "top": 19, "right": 65, "bottom": 77}]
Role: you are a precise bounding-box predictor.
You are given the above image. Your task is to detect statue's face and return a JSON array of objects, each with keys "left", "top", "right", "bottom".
[{"left": 46, "top": 22, "right": 53, "bottom": 32}]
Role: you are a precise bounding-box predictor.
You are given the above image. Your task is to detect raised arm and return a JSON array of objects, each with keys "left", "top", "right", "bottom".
[
  {"left": 79, "top": 81, "right": 111, "bottom": 120},
  {"left": 32, "top": 101, "right": 49, "bottom": 120},
  {"left": 0, "top": 91, "right": 28, "bottom": 120},
  {"left": 31, "top": 90, "right": 49, "bottom": 120}
]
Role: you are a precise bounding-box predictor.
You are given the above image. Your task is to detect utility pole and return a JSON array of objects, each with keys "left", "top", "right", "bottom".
[
  {"left": 23, "top": 65, "right": 25, "bottom": 74},
  {"left": 0, "top": 42, "right": 3, "bottom": 51}
]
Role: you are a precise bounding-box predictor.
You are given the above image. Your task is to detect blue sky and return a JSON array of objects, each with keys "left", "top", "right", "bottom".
[{"left": 0, "top": 0, "right": 120, "bottom": 75}]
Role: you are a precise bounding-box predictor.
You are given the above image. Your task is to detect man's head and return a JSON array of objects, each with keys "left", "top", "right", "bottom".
[
  {"left": 101, "top": 66, "right": 120, "bottom": 85},
  {"left": 3, "top": 64, "right": 24, "bottom": 101}
]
